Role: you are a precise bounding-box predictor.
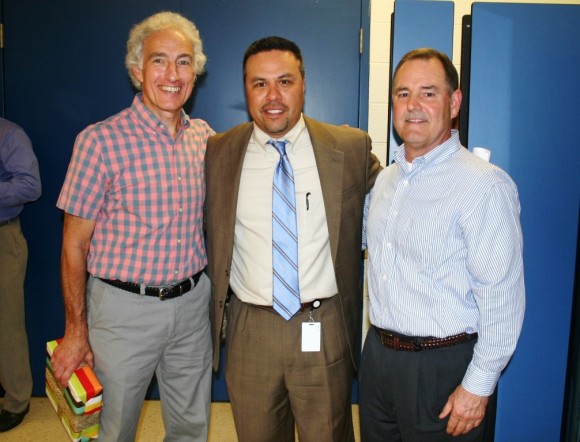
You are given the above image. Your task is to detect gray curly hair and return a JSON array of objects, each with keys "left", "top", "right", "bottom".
[{"left": 125, "top": 11, "right": 207, "bottom": 89}]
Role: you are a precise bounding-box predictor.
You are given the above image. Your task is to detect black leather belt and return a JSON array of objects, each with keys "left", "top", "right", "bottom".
[
  {"left": 100, "top": 269, "right": 204, "bottom": 301},
  {"left": 374, "top": 326, "right": 477, "bottom": 351},
  {"left": 0, "top": 216, "right": 19, "bottom": 227}
]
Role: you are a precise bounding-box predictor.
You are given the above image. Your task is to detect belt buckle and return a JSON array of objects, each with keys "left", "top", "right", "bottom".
[{"left": 158, "top": 287, "right": 169, "bottom": 301}]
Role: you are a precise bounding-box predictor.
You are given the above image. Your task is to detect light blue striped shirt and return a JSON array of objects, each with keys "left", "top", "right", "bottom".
[{"left": 366, "top": 131, "right": 525, "bottom": 396}]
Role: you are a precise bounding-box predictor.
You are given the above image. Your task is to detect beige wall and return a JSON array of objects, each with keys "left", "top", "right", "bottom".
[{"left": 367, "top": 0, "right": 580, "bottom": 165}]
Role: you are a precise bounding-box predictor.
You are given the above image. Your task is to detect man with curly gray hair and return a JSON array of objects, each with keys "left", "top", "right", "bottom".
[
  {"left": 51, "top": 11, "right": 213, "bottom": 441},
  {"left": 125, "top": 11, "right": 207, "bottom": 89}
]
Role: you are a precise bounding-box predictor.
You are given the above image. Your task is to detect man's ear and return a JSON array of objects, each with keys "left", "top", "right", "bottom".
[
  {"left": 132, "top": 65, "right": 144, "bottom": 84},
  {"left": 450, "top": 89, "right": 462, "bottom": 119}
]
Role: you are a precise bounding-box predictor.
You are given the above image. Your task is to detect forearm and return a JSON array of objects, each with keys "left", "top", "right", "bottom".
[
  {"left": 60, "top": 212, "right": 97, "bottom": 338},
  {"left": 0, "top": 174, "right": 41, "bottom": 206},
  {"left": 462, "top": 271, "right": 525, "bottom": 395},
  {"left": 0, "top": 127, "right": 41, "bottom": 207},
  {"left": 60, "top": 241, "right": 90, "bottom": 338}
]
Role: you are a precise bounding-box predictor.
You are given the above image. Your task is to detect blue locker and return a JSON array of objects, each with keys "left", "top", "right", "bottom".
[
  {"left": 469, "top": 3, "right": 580, "bottom": 440},
  {"left": 389, "top": 0, "right": 454, "bottom": 163}
]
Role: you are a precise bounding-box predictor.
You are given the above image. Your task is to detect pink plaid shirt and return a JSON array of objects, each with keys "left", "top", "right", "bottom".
[{"left": 57, "top": 94, "right": 214, "bottom": 285}]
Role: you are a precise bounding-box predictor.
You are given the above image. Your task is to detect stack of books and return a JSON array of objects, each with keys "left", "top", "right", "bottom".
[{"left": 45, "top": 339, "right": 103, "bottom": 442}]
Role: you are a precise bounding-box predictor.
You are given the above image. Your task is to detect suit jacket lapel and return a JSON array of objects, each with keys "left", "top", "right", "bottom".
[{"left": 305, "top": 117, "right": 344, "bottom": 263}]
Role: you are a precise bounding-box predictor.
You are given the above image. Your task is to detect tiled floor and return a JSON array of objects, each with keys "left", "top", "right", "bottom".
[{"left": 1, "top": 398, "right": 360, "bottom": 441}]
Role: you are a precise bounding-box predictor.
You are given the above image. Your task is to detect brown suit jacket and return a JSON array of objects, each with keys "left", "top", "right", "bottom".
[{"left": 205, "top": 116, "right": 381, "bottom": 370}]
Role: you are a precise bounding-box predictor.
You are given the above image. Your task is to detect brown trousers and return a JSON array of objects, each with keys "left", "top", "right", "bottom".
[{"left": 225, "top": 294, "right": 355, "bottom": 442}]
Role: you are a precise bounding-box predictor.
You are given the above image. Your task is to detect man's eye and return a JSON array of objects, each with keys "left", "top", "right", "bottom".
[{"left": 178, "top": 59, "right": 192, "bottom": 66}]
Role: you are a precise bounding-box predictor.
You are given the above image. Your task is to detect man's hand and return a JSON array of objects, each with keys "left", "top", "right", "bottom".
[
  {"left": 439, "top": 385, "right": 489, "bottom": 436},
  {"left": 50, "top": 334, "right": 94, "bottom": 387}
]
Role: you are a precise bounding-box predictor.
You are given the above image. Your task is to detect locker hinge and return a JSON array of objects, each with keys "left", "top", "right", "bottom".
[
  {"left": 0, "top": 24, "right": 3, "bottom": 49},
  {"left": 359, "top": 28, "right": 363, "bottom": 54}
]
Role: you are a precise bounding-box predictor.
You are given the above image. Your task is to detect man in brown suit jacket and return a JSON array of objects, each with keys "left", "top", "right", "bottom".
[{"left": 205, "top": 36, "right": 381, "bottom": 442}]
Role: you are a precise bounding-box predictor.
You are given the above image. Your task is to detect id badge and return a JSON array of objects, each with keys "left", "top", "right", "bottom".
[{"left": 302, "top": 322, "right": 321, "bottom": 352}]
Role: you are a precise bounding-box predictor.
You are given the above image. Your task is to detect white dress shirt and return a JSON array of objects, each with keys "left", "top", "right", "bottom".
[
  {"left": 230, "top": 116, "right": 338, "bottom": 305},
  {"left": 366, "top": 131, "right": 525, "bottom": 396}
]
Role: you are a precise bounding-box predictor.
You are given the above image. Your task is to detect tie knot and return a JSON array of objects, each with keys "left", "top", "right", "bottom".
[{"left": 268, "top": 139, "right": 289, "bottom": 157}]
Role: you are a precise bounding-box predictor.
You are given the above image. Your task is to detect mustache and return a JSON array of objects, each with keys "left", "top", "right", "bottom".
[
  {"left": 262, "top": 103, "right": 287, "bottom": 111},
  {"left": 404, "top": 112, "right": 428, "bottom": 121}
]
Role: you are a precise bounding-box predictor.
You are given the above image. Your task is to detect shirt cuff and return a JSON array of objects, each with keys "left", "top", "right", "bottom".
[{"left": 461, "top": 363, "right": 501, "bottom": 397}]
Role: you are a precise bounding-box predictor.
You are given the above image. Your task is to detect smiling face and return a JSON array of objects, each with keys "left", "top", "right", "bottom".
[
  {"left": 244, "top": 50, "right": 305, "bottom": 138},
  {"left": 132, "top": 28, "right": 196, "bottom": 129},
  {"left": 392, "top": 58, "right": 461, "bottom": 161}
]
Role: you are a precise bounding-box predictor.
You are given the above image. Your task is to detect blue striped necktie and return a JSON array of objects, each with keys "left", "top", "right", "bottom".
[{"left": 269, "top": 139, "right": 300, "bottom": 320}]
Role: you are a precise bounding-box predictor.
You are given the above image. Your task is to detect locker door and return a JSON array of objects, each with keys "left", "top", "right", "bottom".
[
  {"left": 182, "top": 0, "right": 366, "bottom": 132},
  {"left": 468, "top": 4, "right": 580, "bottom": 440}
]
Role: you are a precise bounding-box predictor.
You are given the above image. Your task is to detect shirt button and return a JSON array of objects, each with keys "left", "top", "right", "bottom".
[
  {"left": 177, "top": 239, "right": 181, "bottom": 244},
  {"left": 178, "top": 176, "right": 182, "bottom": 181},
  {"left": 179, "top": 207, "right": 183, "bottom": 213}
]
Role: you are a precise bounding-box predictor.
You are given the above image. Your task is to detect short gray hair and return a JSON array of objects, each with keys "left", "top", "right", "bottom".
[{"left": 125, "top": 11, "right": 207, "bottom": 89}]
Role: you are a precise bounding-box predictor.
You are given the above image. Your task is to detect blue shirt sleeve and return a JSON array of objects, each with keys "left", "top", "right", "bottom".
[{"left": 0, "top": 121, "right": 42, "bottom": 217}]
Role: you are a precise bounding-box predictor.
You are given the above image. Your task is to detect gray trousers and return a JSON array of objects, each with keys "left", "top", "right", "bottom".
[
  {"left": 0, "top": 218, "right": 33, "bottom": 413},
  {"left": 87, "top": 273, "right": 212, "bottom": 442}
]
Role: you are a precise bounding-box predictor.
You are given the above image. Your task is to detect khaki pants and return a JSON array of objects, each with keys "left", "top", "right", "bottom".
[{"left": 0, "top": 218, "right": 33, "bottom": 413}]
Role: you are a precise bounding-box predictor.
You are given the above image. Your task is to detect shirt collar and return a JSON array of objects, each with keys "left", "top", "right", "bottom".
[
  {"left": 131, "top": 93, "right": 190, "bottom": 135},
  {"left": 395, "top": 129, "right": 461, "bottom": 173},
  {"left": 251, "top": 114, "right": 306, "bottom": 154}
]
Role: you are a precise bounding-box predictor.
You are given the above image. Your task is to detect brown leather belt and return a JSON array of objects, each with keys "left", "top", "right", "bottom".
[
  {"left": 374, "top": 326, "right": 477, "bottom": 351},
  {"left": 100, "top": 269, "right": 205, "bottom": 301}
]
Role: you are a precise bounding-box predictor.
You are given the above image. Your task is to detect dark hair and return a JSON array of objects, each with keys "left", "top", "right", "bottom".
[
  {"left": 243, "top": 36, "right": 305, "bottom": 79},
  {"left": 393, "top": 48, "right": 458, "bottom": 94}
]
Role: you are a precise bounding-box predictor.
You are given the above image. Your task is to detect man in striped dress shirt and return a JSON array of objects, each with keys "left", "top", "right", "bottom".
[
  {"left": 50, "top": 12, "right": 213, "bottom": 441},
  {"left": 360, "top": 48, "right": 525, "bottom": 441}
]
